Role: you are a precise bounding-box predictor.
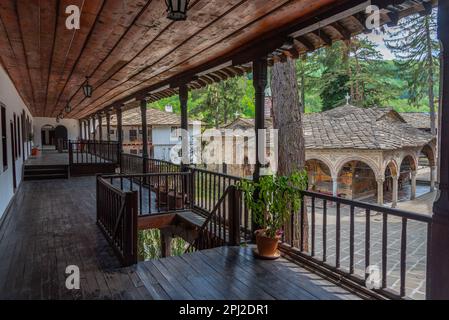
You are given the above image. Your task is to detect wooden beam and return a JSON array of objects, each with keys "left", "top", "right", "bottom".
[
  {"left": 138, "top": 214, "right": 177, "bottom": 230},
  {"left": 297, "top": 36, "right": 316, "bottom": 51},
  {"left": 332, "top": 22, "right": 352, "bottom": 40},
  {"left": 312, "top": 30, "right": 333, "bottom": 46}
]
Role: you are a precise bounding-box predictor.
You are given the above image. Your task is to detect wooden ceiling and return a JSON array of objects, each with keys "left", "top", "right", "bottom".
[{"left": 0, "top": 0, "right": 436, "bottom": 120}]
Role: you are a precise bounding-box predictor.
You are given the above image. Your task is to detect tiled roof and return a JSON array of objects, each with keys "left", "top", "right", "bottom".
[
  {"left": 223, "top": 105, "right": 434, "bottom": 150},
  {"left": 399, "top": 112, "right": 436, "bottom": 130},
  {"left": 106, "top": 108, "right": 200, "bottom": 126}
]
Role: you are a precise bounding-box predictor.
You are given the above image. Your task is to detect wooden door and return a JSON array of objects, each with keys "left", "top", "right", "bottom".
[{"left": 10, "top": 122, "right": 16, "bottom": 191}]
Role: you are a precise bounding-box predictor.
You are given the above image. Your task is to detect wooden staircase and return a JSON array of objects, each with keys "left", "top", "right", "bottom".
[{"left": 24, "top": 164, "right": 69, "bottom": 181}]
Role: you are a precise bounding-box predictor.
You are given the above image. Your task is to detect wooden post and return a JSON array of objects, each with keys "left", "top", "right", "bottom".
[
  {"left": 160, "top": 230, "right": 172, "bottom": 258},
  {"left": 98, "top": 114, "right": 103, "bottom": 141},
  {"left": 179, "top": 84, "right": 189, "bottom": 170},
  {"left": 78, "top": 119, "right": 82, "bottom": 140},
  {"left": 116, "top": 105, "right": 123, "bottom": 170},
  {"left": 140, "top": 98, "right": 149, "bottom": 174},
  {"left": 83, "top": 120, "right": 87, "bottom": 140},
  {"left": 106, "top": 110, "right": 111, "bottom": 142},
  {"left": 253, "top": 57, "right": 267, "bottom": 183},
  {"left": 252, "top": 57, "right": 267, "bottom": 236},
  {"left": 87, "top": 118, "right": 91, "bottom": 141},
  {"left": 92, "top": 116, "right": 97, "bottom": 141},
  {"left": 428, "top": 0, "right": 449, "bottom": 299},
  {"left": 228, "top": 185, "right": 241, "bottom": 246}
]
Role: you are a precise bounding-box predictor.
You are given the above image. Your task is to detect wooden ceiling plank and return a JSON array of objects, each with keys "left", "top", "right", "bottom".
[
  {"left": 56, "top": 0, "right": 149, "bottom": 118},
  {"left": 48, "top": 0, "right": 105, "bottom": 117},
  {"left": 77, "top": 0, "right": 337, "bottom": 118},
  {"left": 0, "top": 0, "right": 36, "bottom": 112}
]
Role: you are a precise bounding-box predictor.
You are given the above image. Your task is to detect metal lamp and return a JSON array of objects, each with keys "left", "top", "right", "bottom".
[
  {"left": 166, "top": 0, "right": 189, "bottom": 21},
  {"left": 82, "top": 76, "right": 93, "bottom": 98}
]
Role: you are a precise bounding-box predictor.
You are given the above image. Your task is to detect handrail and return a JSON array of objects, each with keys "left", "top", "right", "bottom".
[
  {"left": 301, "top": 190, "right": 432, "bottom": 223},
  {"left": 185, "top": 187, "right": 232, "bottom": 253}
]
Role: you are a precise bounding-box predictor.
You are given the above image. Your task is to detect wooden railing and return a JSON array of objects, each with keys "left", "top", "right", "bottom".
[
  {"left": 69, "top": 140, "right": 120, "bottom": 164},
  {"left": 100, "top": 172, "right": 193, "bottom": 216},
  {"left": 280, "top": 190, "right": 432, "bottom": 300},
  {"left": 186, "top": 185, "right": 242, "bottom": 252},
  {"left": 121, "top": 153, "right": 180, "bottom": 175},
  {"left": 96, "top": 154, "right": 432, "bottom": 300},
  {"left": 96, "top": 175, "right": 138, "bottom": 266},
  {"left": 190, "top": 168, "right": 252, "bottom": 243},
  {"left": 69, "top": 140, "right": 120, "bottom": 176}
]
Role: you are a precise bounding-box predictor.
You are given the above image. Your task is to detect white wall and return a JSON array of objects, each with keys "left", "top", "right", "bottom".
[
  {"left": 0, "top": 65, "right": 34, "bottom": 219},
  {"left": 33, "top": 117, "right": 80, "bottom": 148}
]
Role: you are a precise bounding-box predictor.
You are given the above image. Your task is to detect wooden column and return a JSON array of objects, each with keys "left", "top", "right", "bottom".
[
  {"left": 253, "top": 57, "right": 267, "bottom": 183},
  {"left": 179, "top": 84, "right": 189, "bottom": 170},
  {"left": 98, "top": 114, "right": 103, "bottom": 141},
  {"left": 78, "top": 119, "right": 83, "bottom": 140},
  {"left": 140, "top": 98, "right": 149, "bottom": 174},
  {"left": 252, "top": 57, "right": 268, "bottom": 236},
  {"left": 87, "top": 118, "right": 91, "bottom": 141},
  {"left": 429, "top": 0, "right": 449, "bottom": 300},
  {"left": 160, "top": 230, "right": 172, "bottom": 258},
  {"left": 115, "top": 105, "right": 123, "bottom": 172},
  {"left": 92, "top": 116, "right": 97, "bottom": 141},
  {"left": 83, "top": 120, "right": 87, "bottom": 140},
  {"left": 106, "top": 110, "right": 111, "bottom": 142}
]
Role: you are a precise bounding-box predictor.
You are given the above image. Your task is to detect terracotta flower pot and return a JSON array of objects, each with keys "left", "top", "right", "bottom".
[
  {"left": 255, "top": 229, "right": 281, "bottom": 258},
  {"left": 31, "top": 148, "right": 39, "bottom": 156}
]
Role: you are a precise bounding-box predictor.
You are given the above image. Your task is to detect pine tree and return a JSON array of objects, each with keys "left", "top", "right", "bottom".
[{"left": 384, "top": 10, "right": 439, "bottom": 135}]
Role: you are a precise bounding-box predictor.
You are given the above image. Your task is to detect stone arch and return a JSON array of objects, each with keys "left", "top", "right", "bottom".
[
  {"left": 399, "top": 154, "right": 418, "bottom": 173},
  {"left": 419, "top": 144, "right": 436, "bottom": 167},
  {"left": 336, "top": 158, "right": 378, "bottom": 200},
  {"left": 305, "top": 155, "right": 337, "bottom": 178},
  {"left": 335, "top": 156, "right": 380, "bottom": 178},
  {"left": 305, "top": 159, "right": 333, "bottom": 193},
  {"left": 384, "top": 159, "right": 399, "bottom": 178}
]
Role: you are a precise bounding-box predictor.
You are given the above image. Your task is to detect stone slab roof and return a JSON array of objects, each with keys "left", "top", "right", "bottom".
[
  {"left": 223, "top": 105, "right": 434, "bottom": 151},
  {"left": 399, "top": 112, "right": 436, "bottom": 130}
]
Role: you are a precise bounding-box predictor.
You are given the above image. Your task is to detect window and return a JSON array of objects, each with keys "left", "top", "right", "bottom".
[
  {"left": 129, "top": 129, "right": 138, "bottom": 141},
  {"left": 1, "top": 105, "right": 7, "bottom": 171},
  {"left": 139, "top": 149, "right": 143, "bottom": 154},
  {"left": 110, "top": 129, "right": 115, "bottom": 135},
  {"left": 17, "top": 116, "right": 21, "bottom": 158},
  {"left": 139, "top": 129, "right": 143, "bottom": 135},
  {"left": 130, "top": 149, "right": 138, "bottom": 155}
]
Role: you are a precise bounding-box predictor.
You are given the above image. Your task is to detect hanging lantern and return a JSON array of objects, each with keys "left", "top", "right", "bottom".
[
  {"left": 65, "top": 103, "right": 71, "bottom": 113},
  {"left": 56, "top": 116, "right": 60, "bottom": 123},
  {"left": 82, "top": 76, "right": 93, "bottom": 98},
  {"left": 165, "top": 0, "right": 190, "bottom": 21},
  {"left": 59, "top": 112, "right": 64, "bottom": 120}
]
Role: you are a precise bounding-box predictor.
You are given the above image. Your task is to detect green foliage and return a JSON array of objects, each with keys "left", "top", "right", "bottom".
[
  {"left": 384, "top": 10, "right": 440, "bottom": 107},
  {"left": 238, "top": 171, "right": 308, "bottom": 239},
  {"left": 138, "top": 229, "right": 187, "bottom": 260}
]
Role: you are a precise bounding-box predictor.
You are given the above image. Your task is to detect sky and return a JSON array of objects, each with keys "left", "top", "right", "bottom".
[{"left": 364, "top": 32, "right": 395, "bottom": 60}]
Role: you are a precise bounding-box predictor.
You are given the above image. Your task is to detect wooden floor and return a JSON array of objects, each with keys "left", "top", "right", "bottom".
[{"left": 0, "top": 176, "right": 359, "bottom": 300}]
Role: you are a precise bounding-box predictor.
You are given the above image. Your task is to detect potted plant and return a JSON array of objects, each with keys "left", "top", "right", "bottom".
[{"left": 239, "top": 170, "right": 308, "bottom": 259}]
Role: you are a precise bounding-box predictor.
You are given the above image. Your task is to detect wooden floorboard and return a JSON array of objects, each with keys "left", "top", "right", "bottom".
[{"left": 0, "top": 176, "right": 360, "bottom": 300}]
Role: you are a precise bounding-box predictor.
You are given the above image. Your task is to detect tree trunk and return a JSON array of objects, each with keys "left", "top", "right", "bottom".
[
  {"left": 425, "top": 16, "right": 437, "bottom": 136},
  {"left": 271, "top": 58, "right": 308, "bottom": 251}
]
